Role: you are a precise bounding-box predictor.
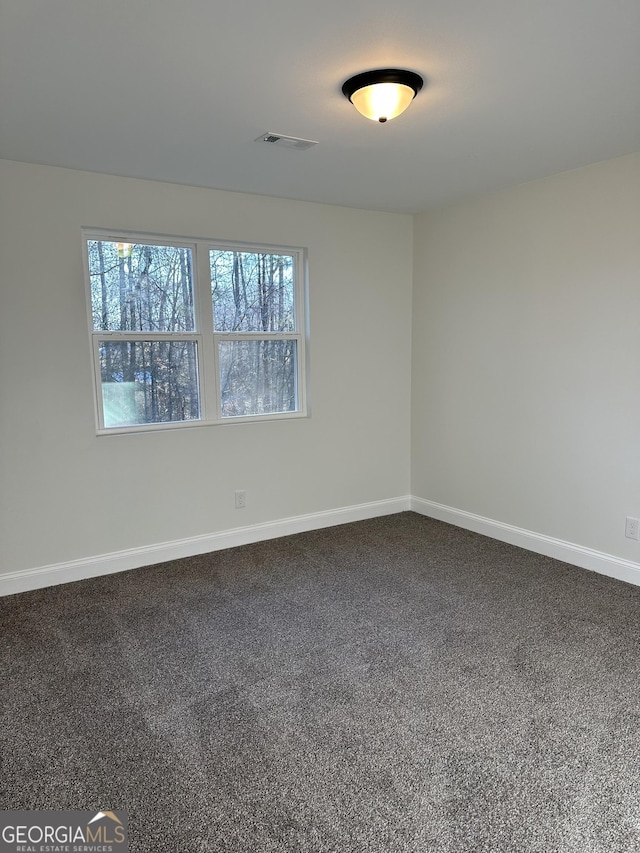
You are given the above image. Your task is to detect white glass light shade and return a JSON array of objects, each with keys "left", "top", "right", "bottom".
[
  {"left": 350, "top": 82, "right": 416, "bottom": 123},
  {"left": 342, "top": 69, "right": 424, "bottom": 123}
]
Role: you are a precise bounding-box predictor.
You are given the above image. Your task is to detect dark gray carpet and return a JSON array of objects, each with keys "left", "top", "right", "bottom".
[{"left": 2, "top": 512, "right": 640, "bottom": 852}]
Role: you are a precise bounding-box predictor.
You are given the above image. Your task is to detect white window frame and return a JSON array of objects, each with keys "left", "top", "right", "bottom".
[{"left": 83, "top": 229, "right": 309, "bottom": 435}]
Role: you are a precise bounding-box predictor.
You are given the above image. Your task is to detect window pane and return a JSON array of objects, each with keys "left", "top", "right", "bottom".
[
  {"left": 210, "top": 250, "right": 295, "bottom": 332},
  {"left": 99, "top": 340, "right": 200, "bottom": 427},
  {"left": 88, "top": 240, "right": 195, "bottom": 332},
  {"left": 218, "top": 340, "right": 297, "bottom": 417}
]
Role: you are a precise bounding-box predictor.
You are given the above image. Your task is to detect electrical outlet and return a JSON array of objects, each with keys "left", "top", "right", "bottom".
[
  {"left": 235, "top": 490, "right": 246, "bottom": 509},
  {"left": 625, "top": 516, "right": 640, "bottom": 540}
]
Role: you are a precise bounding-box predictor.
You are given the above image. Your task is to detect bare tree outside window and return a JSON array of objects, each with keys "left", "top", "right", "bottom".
[
  {"left": 210, "top": 250, "right": 298, "bottom": 417},
  {"left": 87, "top": 240, "right": 199, "bottom": 427}
]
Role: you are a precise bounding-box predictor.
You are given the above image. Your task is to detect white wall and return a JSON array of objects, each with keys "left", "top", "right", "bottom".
[
  {"left": 4, "top": 153, "right": 639, "bottom": 589},
  {"left": 0, "top": 160, "right": 413, "bottom": 579},
  {"left": 412, "top": 153, "right": 640, "bottom": 562}
]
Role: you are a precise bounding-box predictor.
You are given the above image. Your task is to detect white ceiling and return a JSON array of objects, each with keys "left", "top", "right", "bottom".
[{"left": 1, "top": 0, "right": 638, "bottom": 213}]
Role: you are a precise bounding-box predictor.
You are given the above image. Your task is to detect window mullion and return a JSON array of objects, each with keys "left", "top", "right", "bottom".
[
  {"left": 213, "top": 332, "right": 299, "bottom": 341},
  {"left": 95, "top": 332, "right": 200, "bottom": 341},
  {"left": 194, "top": 242, "right": 219, "bottom": 422},
  {"left": 295, "top": 250, "right": 308, "bottom": 415}
]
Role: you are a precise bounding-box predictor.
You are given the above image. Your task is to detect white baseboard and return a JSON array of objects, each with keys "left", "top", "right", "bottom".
[
  {"left": 5, "top": 495, "right": 640, "bottom": 597},
  {"left": 0, "top": 496, "right": 412, "bottom": 597},
  {"left": 411, "top": 497, "right": 640, "bottom": 587}
]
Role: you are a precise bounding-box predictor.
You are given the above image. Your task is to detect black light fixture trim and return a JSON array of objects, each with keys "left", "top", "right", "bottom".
[{"left": 341, "top": 68, "right": 424, "bottom": 104}]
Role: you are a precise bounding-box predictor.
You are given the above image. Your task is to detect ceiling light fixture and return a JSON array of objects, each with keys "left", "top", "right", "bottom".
[{"left": 342, "top": 68, "right": 424, "bottom": 123}]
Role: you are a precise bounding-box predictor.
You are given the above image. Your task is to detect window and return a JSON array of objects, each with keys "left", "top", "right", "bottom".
[{"left": 84, "top": 232, "right": 307, "bottom": 433}]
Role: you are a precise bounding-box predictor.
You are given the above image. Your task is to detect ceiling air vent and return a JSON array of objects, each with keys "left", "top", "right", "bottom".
[{"left": 255, "top": 132, "right": 318, "bottom": 151}]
